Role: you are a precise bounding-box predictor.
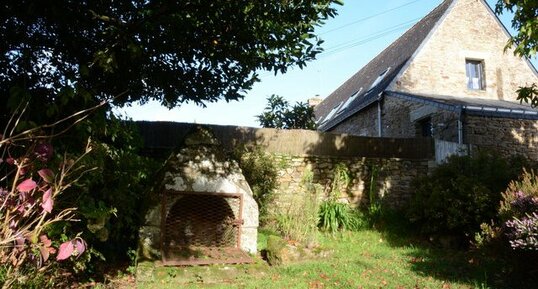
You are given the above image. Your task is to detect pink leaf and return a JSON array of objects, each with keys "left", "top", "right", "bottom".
[
  {"left": 38, "top": 169, "right": 54, "bottom": 183},
  {"left": 56, "top": 241, "right": 74, "bottom": 261},
  {"left": 15, "top": 237, "right": 25, "bottom": 247},
  {"left": 39, "top": 235, "right": 53, "bottom": 262},
  {"left": 39, "top": 235, "right": 52, "bottom": 247},
  {"left": 17, "top": 179, "right": 37, "bottom": 192},
  {"left": 40, "top": 246, "right": 50, "bottom": 262},
  {"left": 41, "top": 189, "right": 53, "bottom": 213},
  {"left": 74, "top": 238, "right": 87, "bottom": 257}
]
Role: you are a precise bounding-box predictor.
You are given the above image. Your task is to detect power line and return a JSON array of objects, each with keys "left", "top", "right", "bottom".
[
  {"left": 257, "top": 17, "right": 421, "bottom": 78},
  {"left": 257, "top": 6, "right": 424, "bottom": 78},
  {"left": 319, "top": 17, "right": 421, "bottom": 57},
  {"left": 319, "top": 0, "right": 424, "bottom": 36}
]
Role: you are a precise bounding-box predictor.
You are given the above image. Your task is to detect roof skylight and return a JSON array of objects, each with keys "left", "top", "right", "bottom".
[
  {"left": 321, "top": 101, "right": 344, "bottom": 124},
  {"left": 337, "top": 87, "right": 363, "bottom": 114},
  {"left": 368, "top": 67, "right": 391, "bottom": 92}
]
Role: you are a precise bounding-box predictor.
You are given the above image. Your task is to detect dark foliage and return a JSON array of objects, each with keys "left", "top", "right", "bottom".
[
  {"left": 257, "top": 95, "right": 317, "bottom": 130},
  {"left": 407, "top": 151, "right": 528, "bottom": 242},
  {"left": 1, "top": 0, "right": 340, "bottom": 112},
  {"left": 0, "top": 0, "right": 340, "bottom": 275}
]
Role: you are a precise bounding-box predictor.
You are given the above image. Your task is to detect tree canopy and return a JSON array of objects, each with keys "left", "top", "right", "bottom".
[
  {"left": 1, "top": 0, "right": 341, "bottom": 115},
  {"left": 0, "top": 1, "right": 339, "bottom": 268},
  {"left": 495, "top": 0, "right": 538, "bottom": 106},
  {"left": 257, "top": 94, "right": 317, "bottom": 130}
]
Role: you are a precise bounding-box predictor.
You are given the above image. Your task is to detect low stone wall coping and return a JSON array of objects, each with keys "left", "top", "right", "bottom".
[{"left": 136, "top": 121, "right": 434, "bottom": 160}]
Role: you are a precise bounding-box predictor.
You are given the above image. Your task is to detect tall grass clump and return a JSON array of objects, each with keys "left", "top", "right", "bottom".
[
  {"left": 318, "top": 163, "right": 365, "bottom": 233},
  {"left": 274, "top": 168, "right": 321, "bottom": 242}
]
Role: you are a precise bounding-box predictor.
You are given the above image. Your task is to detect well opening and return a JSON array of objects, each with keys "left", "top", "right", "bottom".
[
  {"left": 138, "top": 126, "right": 258, "bottom": 265},
  {"left": 161, "top": 191, "right": 251, "bottom": 265}
]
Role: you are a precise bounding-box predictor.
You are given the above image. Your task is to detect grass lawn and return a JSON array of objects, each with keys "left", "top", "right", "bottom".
[{"left": 132, "top": 229, "right": 520, "bottom": 289}]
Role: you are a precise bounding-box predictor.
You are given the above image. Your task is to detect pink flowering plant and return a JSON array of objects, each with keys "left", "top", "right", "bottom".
[
  {"left": 497, "top": 170, "right": 538, "bottom": 251},
  {"left": 0, "top": 107, "right": 99, "bottom": 288},
  {"left": 476, "top": 169, "right": 538, "bottom": 253},
  {"left": 501, "top": 190, "right": 538, "bottom": 251}
]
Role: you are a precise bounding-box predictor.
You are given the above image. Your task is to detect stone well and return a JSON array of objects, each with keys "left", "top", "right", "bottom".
[{"left": 138, "top": 127, "right": 258, "bottom": 264}]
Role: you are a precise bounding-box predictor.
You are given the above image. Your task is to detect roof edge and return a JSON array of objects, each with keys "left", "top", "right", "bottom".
[
  {"left": 386, "top": 0, "right": 456, "bottom": 91},
  {"left": 386, "top": 90, "right": 538, "bottom": 120},
  {"left": 479, "top": 0, "right": 538, "bottom": 77}
]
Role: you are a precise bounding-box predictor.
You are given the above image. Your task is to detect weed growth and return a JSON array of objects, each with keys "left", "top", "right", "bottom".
[
  {"left": 318, "top": 163, "right": 365, "bottom": 232},
  {"left": 232, "top": 146, "right": 278, "bottom": 225},
  {"left": 273, "top": 168, "right": 320, "bottom": 242}
]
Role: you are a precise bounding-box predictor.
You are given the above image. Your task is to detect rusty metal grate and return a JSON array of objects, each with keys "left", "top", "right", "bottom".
[{"left": 161, "top": 191, "right": 252, "bottom": 265}]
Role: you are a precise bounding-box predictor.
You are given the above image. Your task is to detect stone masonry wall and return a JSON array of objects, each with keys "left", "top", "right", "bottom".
[
  {"left": 465, "top": 115, "right": 538, "bottom": 160},
  {"left": 382, "top": 97, "right": 460, "bottom": 142},
  {"left": 270, "top": 153, "right": 430, "bottom": 211},
  {"left": 330, "top": 97, "right": 460, "bottom": 142},
  {"left": 330, "top": 104, "right": 379, "bottom": 136},
  {"left": 138, "top": 122, "right": 436, "bottom": 211},
  {"left": 391, "top": 0, "right": 537, "bottom": 101}
]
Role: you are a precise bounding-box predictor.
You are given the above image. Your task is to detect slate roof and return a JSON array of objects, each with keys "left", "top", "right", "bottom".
[{"left": 315, "top": 0, "right": 454, "bottom": 131}]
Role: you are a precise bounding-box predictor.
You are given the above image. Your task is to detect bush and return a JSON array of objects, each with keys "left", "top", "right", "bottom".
[
  {"left": 479, "top": 170, "right": 538, "bottom": 251},
  {"left": 232, "top": 146, "right": 278, "bottom": 225},
  {"left": 407, "top": 151, "right": 527, "bottom": 242},
  {"left": 504, "top": 212, "right": 538, "bottom": 250},
  {"left": 59, "top": 118, "right": 161, "bottom": 270},
  {"left": 0, "top": 114, "right": 95, "bottom": 288},
  {"left": 474, "top": 170, "right": 538, "bottom": 286}
]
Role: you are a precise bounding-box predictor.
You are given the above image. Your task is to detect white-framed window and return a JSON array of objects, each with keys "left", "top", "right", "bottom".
[{"left": 465, "top": 59, "right": 485, "bottom": 90}]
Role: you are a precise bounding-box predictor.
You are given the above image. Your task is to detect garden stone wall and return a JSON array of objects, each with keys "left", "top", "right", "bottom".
[
  {"left": 271, "top": 154, "right": 430, "bottom": 211},
  {"left": 137, "top": 122, "right": 435, "bottom": 214}
]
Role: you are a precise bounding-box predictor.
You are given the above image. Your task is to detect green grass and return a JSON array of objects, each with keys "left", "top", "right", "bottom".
[{"left": 134, "top": 229, "right": 516, "bottom": 289}]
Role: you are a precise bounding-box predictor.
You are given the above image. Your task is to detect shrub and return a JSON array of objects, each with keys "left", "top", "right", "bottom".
[
  {"left": 51, "top": 117, "right": 161, "bottom": 272},
  {"left": 407, "top": 151, "right": 527, "bottom": 241},
  {"left": 0, "top": 115, "right": 94, "bottom": 288},
  {"left": 232, "top": 146, "right": 278, "bottom": 225},
  {"left": 499, "top": 170, "right": 538, "bottom": 220},
  {"left": 481, "top": 170, "right": 538, "bottom": 251},
  {"left": 474, "top": 170, "right": 538, "bottom": 286},
  {"left": 504, "top": 212, "right": 538, "bottom": 250}
]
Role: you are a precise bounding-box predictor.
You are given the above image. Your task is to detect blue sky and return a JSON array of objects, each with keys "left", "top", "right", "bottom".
[{"left": 117, "top": 0, "right": 525, "bottom": 127}]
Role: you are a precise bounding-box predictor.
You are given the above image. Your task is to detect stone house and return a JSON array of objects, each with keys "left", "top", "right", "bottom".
[{"left": 314, "top": 0, "right": 538, "bottom": 160}]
